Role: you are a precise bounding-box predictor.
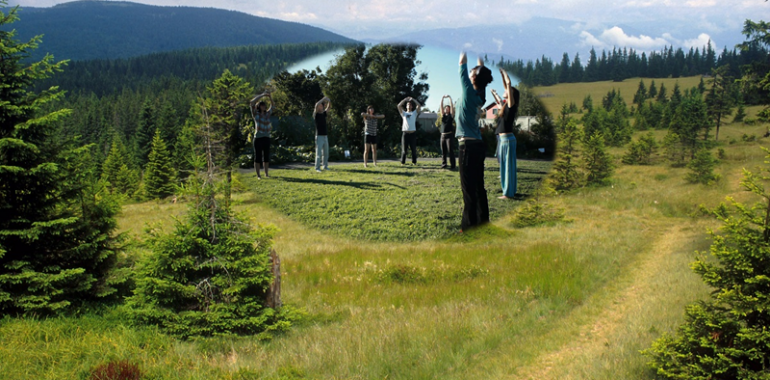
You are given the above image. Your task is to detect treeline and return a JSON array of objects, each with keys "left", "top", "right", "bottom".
[
  {"left": 500, "top": 41, "right": 768, "bottom": 88},
  {"left": 43, "top": 42, "right": 350, "bottom": 171},
  {"left": 36, "top": 42, "right": 349, "bottom": 96}
]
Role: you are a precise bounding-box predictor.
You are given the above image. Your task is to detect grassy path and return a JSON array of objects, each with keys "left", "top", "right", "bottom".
[{"left": 507, "top": 221, "right": 712, "bottom": 379}]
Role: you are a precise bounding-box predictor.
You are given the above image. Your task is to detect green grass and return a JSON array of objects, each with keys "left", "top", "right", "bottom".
[
  {"left": 4, "top": 77, "right": 770, "bottom": 379},
  {"left": 244, "top": 160, "right": 551, "bottom": 241}
]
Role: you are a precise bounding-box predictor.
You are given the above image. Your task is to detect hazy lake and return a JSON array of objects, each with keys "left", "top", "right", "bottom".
[{"left": 286, "top": 45, "right": 520, "bottom": 111}]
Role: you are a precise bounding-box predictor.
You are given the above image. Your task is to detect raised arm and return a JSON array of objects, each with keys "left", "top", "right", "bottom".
[
  {"left": 459, "top": 52, "right": 473, "bottom": 94},
  {"left": 250, "top": 92, "right": 268, "bottom": 107},
  {"left": 412, "top": 97, "right": 422, "bottom": 117},
  {"left": 491, "top": 89, "right": 504, "bottom": 107},
  {"left": 266, "top": 93, "right": 274, "bottom": 113},
  {"left": 500, "top": 68, "right": 516, "bottom": 108},
  {"left": 313, "top": 96, "right": 330, "bottom": 118},
  {"left": 447, "top": 95, "right": 455, "bottom": 117},
  {"left": 397, "top": 97, "right": 410, "bottom": 114}
]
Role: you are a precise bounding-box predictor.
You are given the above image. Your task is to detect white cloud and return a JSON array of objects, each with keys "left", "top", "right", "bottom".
[
  {"left": 685, "top": 0, "right": 716, "bottom": 7},
  {"left": 598, "top": 26, "right": 670, "bottom": 49},
  {"left": 682, "top": 33, "right": 715, "bottom": 49},
  {"left": 492, "top": 38, "right": 503, "bottom": 52},
  {"left": 579, "top": 31, "right": 605, "bottom": 48}
]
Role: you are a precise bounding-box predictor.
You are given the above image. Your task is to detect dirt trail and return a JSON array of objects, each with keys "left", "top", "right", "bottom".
[{"left": 512, "top": 223, "right": 704, "bottom": 380}]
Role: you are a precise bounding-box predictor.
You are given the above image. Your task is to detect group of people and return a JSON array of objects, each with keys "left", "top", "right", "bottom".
[{"left": 248, "top": 52, "right": 520, "bottom": 231}]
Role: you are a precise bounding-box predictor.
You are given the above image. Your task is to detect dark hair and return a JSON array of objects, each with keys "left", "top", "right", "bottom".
[
  {"left": 471, "top": 65, "right": 493, "bottom": 88},
  {"left": 257, "top": 101, "right": 267, "bottom": 114}
]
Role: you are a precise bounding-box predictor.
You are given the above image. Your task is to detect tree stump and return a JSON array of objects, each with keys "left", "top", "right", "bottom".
[{"left": 267, "top": 249, "right": 281, "bottom": 309}]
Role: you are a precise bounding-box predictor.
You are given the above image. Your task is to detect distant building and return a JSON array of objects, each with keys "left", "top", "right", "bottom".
[
  {"left": 417, "top": 112, "right": 438, "bottom": 132},
  {"left": 481, "top": 102, "right": 539, "bottom": 132}
]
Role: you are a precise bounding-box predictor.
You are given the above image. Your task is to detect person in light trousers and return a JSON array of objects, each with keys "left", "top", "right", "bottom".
[{"left": 313, "top": 96, "right": 331, "bottom": 172}]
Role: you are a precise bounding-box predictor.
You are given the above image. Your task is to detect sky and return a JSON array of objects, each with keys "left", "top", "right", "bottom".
[
  {"left": 10, "top": 0, "right": 767, "bottom": 45},
  {"left": 10, "top": 0, "right": 770, "bottom": 59}
]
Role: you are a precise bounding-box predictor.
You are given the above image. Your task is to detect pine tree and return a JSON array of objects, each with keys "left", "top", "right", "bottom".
[
  {"left": 657, "top": 83, "right": 668, "bottom": 103},
  {"left": 645, "top": 147, "right": 770, "bottom": 379},
  {"left": 102, "top": 134, "right": 139, "bottom": 197},
  {"left": 142, "top": 130, "right": 177, "bottom": 199},
  {"left": 583, "top": 132, "right": 614, "bottom": 186},
  {"left": 706, "top": 65, "right": 735, "bottom": 140},
  {"left": 127, "top": 100, "right": 291, "bottom": 338},
  {"left": 669, "top": 92, "right": 710, "bottom": 159},
  {"left": 132, "top": 99, "right": 155, "bottom": 167},
  {"left": 633, "top": 79, "right": 648, "bottom": 107},
  {"left": 0, "top": 4, "right": 121, "bottom": 314},
  {"left": 550, "top": 118, "right": 583, "bottom": 191},
  {"left": 622, "top": 132, "right": 658, "bottom": 165},
  {"left": 685, "top": 149, "right": 720, "bottom": 184},
  {"left": 648, "top": 80, "right": 658, "bottom": 99},
  {"left": 733, "top": 104, "right": 747, "bottom": 123},
  {"left": 198, "top": 70, "right": 251, "bottom": 205}
]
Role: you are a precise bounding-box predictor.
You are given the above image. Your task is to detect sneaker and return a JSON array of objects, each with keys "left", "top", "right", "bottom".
[
  {"left": 441, "top": 164, "right": 448, "bottom": 169},
  {"left": 324, "top": 167, "right": 329, "bottom": 170},
  {"left": 316, "top": 169, "right": 322, "bottom": 172},
  {"left": 257, "top": 176, "right": 262, "bottom": 180}
]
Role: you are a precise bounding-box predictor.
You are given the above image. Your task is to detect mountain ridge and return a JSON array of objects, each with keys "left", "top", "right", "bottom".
[{"left": 7, "top": 0, "right": 358, "bottom": 61}]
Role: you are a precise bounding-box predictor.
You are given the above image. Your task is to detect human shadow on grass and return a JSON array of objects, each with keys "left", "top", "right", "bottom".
[
  {"left": 278, "top": 176, "right": 405, "bottom": 190},
  {"left": 334, "top": 168, "right": 419, "bottom": 177},
  {"left": 516, "top": 168, "right": 551, "bottom": 175}
]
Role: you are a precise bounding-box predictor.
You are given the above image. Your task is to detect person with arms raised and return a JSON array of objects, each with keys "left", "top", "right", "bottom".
[
  {"left": 456, "top": 52, "right": 493, "bottom": 231},
  {"left": 250, "top": 92, "right": 274, "bottom": 179},
  {"left": 313, "top": 96, "right": 331, "bottom": 172}
]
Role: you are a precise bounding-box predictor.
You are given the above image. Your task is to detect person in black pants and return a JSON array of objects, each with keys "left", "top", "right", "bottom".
[
  {"left": 439, "top": 95, "right": 456, "bottom": 169},
  {"left": 397, "top": 96, "right": 421, "bottom": 165},
  {"left": 455, "top": 52, "right": 493, "bottom": 231}
]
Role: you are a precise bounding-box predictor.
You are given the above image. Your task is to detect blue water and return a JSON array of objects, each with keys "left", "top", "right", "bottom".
[{"left": 285, "top": 45, "right": 520, "bottom": 112}]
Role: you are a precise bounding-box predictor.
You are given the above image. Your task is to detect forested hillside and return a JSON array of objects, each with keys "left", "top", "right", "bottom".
[
  {"left": 42, "top": 42, "right": 350, "bottom": 174},
  {"left": 7, "top": 1, "right": 357, "bottom": 61}
]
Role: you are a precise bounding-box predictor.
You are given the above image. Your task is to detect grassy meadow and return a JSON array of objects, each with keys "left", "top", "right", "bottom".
[{"left": 3, "top": 76, "right": 770, "bottom": 379}]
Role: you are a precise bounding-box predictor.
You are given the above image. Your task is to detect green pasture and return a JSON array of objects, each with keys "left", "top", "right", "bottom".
[{"left": 3, "top": 76, "right": 770, "bottom": 379}]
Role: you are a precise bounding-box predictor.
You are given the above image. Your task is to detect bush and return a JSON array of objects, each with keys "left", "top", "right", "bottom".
[
  {"left": 685, "top": 149, "right": 720, "bottom": 184},
  {"left": 126, "top": 202, "right": 293, "bottom": 338},
  {"left": 509, "top": 198, "right": 567, "bottom": 228},
  {"left": 622, "top": 132, "right": 658, "bottom": 165},
  {"left": 644, "top": 148, "right": 770, "bottom": 379}
]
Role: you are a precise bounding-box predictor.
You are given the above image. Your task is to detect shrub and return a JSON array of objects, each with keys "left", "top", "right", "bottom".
[
  {"left": 644, "top": 147, "right": 770, "bottom": 379},
  {"left": 685, "top": 149, "right": 720, "bottom": 184},
  {"left": 510, "top": 198, "right": 567, "bottom": 228},
  {"left": 622, "top": 132, "right": 658, "bottom": 165}
]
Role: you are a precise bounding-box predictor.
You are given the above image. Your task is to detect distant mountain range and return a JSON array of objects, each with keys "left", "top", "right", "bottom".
[
  {"left": 379, "top": 17, "right": 747, "bottom": 63},
  {"left": 7, "top": 1, "right": 357, "bottom": 61}
]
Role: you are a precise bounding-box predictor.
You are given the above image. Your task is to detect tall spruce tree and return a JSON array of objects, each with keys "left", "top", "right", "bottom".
[
  {"left": 142, "top": 130, "right": 177, "bottom": 199},
  {"left": 706, "top": 65, "right": 735, "bottom": 140},
  {"left": 583, "top": 132, "right": 614, "bottom": 186},
  {"left": 132, "top": 99, "right": 155, "bottom": 167},
  {"left": 102, "top": 134, "right": 139, "bottom": 197},
  {"left": 550, "top": 118, "right": 583, "bottom": 191},
  {"left": 199, "top": 69, "right": 251, "bottom": 205},
  {"left": 0, "top": 4, "right": 121, "bottom": 314}
]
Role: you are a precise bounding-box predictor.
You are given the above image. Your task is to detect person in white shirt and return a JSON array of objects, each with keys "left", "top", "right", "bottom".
[{"left": 397, "top": 96, "right": 422, "bottom": 165}]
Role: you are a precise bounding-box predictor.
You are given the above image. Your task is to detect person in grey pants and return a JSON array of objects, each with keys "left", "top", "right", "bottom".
[{"left": 313, "top": 96, "right": 331, "bottom": 172}]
